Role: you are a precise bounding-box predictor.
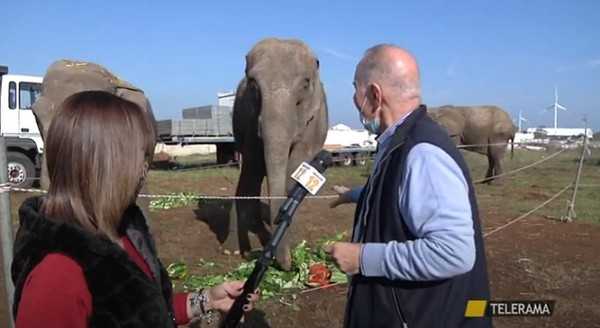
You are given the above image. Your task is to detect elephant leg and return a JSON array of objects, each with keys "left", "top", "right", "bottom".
[
  {"left": 482, "top": 144, "right": 506, "bottom": 185},
  {"left": 489, "top": 144, "right": 506, "bottom": 184},
  {"left": 483, "top": 153, "right": 494, "bottom": 183},
  {"left": 479, "top": 142, "right": 494, "bottom": 184},
  {"left": 223, "top": 155, "right": 269, "bottom": 256}
]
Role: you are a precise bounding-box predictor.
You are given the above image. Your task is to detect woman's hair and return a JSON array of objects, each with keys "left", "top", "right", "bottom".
[{"left": 42, "top": 90, "right": 156, "bottom": 240}]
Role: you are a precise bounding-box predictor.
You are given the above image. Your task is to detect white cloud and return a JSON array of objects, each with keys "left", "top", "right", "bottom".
[
  {"left": 555, "top": 65, "right": 573, "bottom": 73},
  {"left": 556, "top": 57, "right": 600, "bottom": 73},
  {"left": 321, "top": 48, "right": 358, "bottom": 62},
  {"left": 587, "top": 58, "right": 600, "bottom": 69}
]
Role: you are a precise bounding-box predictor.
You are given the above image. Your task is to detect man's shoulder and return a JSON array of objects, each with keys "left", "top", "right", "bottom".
[
  {"left": 404, "top": 143, "right": 460, "bottom": 171},
  {"left": 408, "top": 116, "right": 454, "bottom": 146}
]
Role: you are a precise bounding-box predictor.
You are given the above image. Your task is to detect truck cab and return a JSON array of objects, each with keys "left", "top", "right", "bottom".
[{"left": 0, "top": 65, "right": 43, "bottom": 188}]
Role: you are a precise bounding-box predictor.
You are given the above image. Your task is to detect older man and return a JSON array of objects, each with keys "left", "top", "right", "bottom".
[{"left": 326, "top": 45, "right": 492, "bottom": 327}]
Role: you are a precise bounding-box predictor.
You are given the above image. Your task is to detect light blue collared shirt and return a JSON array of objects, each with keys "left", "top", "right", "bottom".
[{"left": 349, "top": 111, "right": 475, "bottom": 281}]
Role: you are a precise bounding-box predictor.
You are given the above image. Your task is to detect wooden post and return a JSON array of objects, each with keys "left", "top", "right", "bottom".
[
  {"left": 0, "top": 136, "right": 15, "bottom": 328},
  {"left": 563, "top": 118, "right": 588, "bottom": 222}
]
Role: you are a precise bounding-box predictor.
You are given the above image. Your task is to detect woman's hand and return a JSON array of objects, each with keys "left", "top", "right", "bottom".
[{"left": 206, "top": 281, "right": 259, "bottom": 313}]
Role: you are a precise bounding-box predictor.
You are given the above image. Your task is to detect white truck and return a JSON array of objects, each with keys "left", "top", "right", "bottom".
[
  {"left": 324, "top": 124, "right": 377, "bottom": 166},
  {"left": 0, "top": 66, "right": 43, "bottom": 188}
]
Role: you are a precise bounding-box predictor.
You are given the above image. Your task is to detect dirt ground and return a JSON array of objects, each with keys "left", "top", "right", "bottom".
[{"left": 1, "top": 149, "right": 600, "bottom": 327}]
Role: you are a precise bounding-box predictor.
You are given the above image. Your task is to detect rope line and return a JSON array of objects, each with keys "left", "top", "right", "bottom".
[
  {"left": 483, "top": 183, "right": 572, "bottom": 238},
  {"left": 472, "top": 148, "right": 566, "bottom": 183}
]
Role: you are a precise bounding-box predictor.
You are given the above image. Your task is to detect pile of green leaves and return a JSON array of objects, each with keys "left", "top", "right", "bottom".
[
  {"left": 149, "top": 192, "right": 198, "bottom": 211},
  {"left": 167, "top": 232, "right": 348, "bottom": 299}
]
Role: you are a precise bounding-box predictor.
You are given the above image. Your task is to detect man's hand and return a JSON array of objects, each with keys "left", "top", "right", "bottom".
[
  {"left": 324, "top": 242, "right": 362, "bottom": 275},
  {"left": 329, "top": 185, "right": 352, "bottom": 208}
]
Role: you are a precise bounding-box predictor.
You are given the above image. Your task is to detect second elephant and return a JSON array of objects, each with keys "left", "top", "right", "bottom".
[{"left": 428, "top": 105, "right": 517, "bottom": 183}]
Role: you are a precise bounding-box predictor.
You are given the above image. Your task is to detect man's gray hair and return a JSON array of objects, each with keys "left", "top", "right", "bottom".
[{"left": 358, "top": 44, "right": 421, "bottom": 100}]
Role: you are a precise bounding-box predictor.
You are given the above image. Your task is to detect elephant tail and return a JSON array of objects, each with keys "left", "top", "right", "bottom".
[{"left": 510, "top": 135, "right": 515, "bottom": 159}]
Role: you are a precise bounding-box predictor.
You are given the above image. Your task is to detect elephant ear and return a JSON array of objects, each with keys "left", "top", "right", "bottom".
[{"left": 233, "top": 77, "right": 263, "bottom": 148}]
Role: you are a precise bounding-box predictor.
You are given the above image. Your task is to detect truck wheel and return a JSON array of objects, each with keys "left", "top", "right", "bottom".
[
  {"left": 341, "top": 154, "right": 353, "bottom": 167},
  {"left": 354, "top": 154, "right": 368, "bottom": 166},
  {"left": 7, "top": 152, "right": 35, "bottom": 188}
]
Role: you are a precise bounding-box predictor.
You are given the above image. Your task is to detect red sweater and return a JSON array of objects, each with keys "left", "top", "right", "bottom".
[{"left": 15, "top": 236, "right": 190, "bottom": 327}]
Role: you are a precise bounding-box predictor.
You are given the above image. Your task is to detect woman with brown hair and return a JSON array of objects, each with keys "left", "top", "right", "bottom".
[{"left": 11, "top": 91, "right": 258, "bottom": 327}]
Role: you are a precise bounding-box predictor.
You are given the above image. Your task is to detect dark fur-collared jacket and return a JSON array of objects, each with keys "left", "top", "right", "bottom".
[{"left": 11, "top": 197, "right": 177, "bottom": 327}]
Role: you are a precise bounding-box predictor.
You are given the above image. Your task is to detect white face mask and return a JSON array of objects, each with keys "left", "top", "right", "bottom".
[{"left": 357, "top": 94, "right": 381, "bottom": 135}]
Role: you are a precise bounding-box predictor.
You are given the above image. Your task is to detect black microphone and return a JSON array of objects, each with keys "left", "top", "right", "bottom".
[{"left": 221, "top": 150, "right": 332, "bottom": 328}]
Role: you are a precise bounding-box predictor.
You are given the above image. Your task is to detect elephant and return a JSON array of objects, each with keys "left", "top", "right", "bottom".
[
  {"left": 32, "top": 59, "right": 155, "bottom": 213},
  {"left": 428, "top": 105, "right": 517, "bottom": 183},
  {"left": 224, "top": 38, "right": 328, "bottom": 270}
]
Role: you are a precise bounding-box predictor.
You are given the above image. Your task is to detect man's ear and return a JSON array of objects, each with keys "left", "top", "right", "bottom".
[{"left": 368, "top": 83, "right": 383, "bottom": 113}]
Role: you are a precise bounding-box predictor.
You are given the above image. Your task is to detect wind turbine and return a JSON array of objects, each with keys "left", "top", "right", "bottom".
[
  {"left": 518, "top": 110, "right": 528, "bottom": 132},
  {"left": 546, "top": 86, "right": 567, "bottom": 129}
]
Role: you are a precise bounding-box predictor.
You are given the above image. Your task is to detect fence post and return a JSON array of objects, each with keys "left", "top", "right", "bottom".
[
  {"left": 0, "top": 136, "right": 15, "bottom": 328},
  {"left": 563, "top": 119, "right": 588, "bottom": 222}
]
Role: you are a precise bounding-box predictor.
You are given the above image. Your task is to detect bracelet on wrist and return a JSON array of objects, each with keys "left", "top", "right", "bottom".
[{"left": 190, "top": 289, "right": 217, "bottom": 324}]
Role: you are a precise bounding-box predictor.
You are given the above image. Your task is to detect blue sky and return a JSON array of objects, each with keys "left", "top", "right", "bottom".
[{"left": 3, "top": 0, "right": 599, "bottom": 130}]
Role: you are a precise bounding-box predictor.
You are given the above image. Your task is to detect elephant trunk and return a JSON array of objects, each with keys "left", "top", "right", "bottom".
[
  {"left": 261, "top": 96, "right": 295, "bottom": 211},
  {"left": 260, "top": 92, "right": 296, "bottom": 269}
]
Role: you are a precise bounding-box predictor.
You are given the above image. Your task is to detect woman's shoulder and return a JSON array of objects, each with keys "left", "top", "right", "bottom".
[
  {"left": 16, "top": 253, "right": 93, "bottom": 327},
  {"left": 35, "top": 253, "right": 84, "bottom": 274},
  {"left": 25, "top": 253, "right": 91, "bottom": 297}
]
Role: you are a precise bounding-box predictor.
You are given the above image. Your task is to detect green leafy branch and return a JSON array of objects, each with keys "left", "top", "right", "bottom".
[
  {"left": 149, "top": 192, "right": 197, "bottom": 211},
  {"left": 166, "top": 232, "right": 349, "bottom": 299}
]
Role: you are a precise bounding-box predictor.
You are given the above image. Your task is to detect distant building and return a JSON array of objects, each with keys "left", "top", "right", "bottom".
[
  {"left": 514, "top": 132, "right": 535, "bottom": 143},
  {"left": 217, "top": 91, "right": 235, "bottom": 107},
  {"left": 525, "top": 128, "right": 594, "bottom": 140}
]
